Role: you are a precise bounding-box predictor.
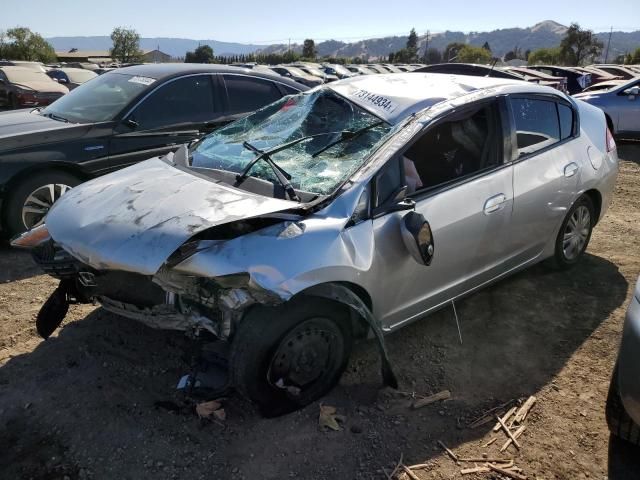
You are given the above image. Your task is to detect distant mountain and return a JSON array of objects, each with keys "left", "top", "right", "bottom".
[
  {"left": 46, "top": 21, "right": 640, "bottom": 60},
  {"left": 46, "top": 36, "right": 263, "bottom": 57}
]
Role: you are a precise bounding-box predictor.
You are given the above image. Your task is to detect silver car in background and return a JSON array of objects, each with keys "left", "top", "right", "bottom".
[
  {"left": 14, "top": 73, "right": 619, "bottom": 416},
  {"left": 607, "top": 277, "right": 640, "bottom": 446},
  {"left": 574, "top": 77, "right": 640, "bottom": 139}
]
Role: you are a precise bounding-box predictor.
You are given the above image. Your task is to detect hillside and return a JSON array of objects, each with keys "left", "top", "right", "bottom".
[{"left": 46, "top": 21, "right": 640, "bottom": 60}]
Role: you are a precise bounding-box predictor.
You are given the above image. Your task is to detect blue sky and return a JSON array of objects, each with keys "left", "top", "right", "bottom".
[{"left": 1, "top": 0, "right": 638, "bottom": 43}]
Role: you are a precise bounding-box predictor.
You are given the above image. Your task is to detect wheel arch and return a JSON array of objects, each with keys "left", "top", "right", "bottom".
[{"left": 583, "top": 188, "right": 602, "bottom": 225}]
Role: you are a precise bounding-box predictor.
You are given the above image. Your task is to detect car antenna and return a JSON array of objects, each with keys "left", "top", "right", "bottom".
[{"left": 486, "top": 58, "right": 498, "bottom": 77}]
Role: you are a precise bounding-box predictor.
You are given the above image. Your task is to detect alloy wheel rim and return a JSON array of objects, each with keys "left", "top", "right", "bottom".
[
  {"left": 563, "top": 205, "right": 591, "bottom": 261},
  {"left": 22, "top": 183, "right": 72, "bottom": 229}
]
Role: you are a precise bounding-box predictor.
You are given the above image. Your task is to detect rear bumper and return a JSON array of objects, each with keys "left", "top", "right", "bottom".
[{"left": 618, "top": 279, "right": 640, "bottom": 425}]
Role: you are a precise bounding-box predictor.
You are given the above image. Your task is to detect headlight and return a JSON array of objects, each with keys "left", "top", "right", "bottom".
[{"left": 11, "top": 224, "right": 51, "bottom": 249}]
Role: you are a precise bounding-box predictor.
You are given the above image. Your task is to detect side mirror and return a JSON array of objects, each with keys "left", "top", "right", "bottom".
[
  {"left": 400, "top": 211, "right": 435, "bottom": 266},
  {"left": 59, "top": 78, "right": 68, "bottom": 84},
  {"left": 624, "top": 86, "right": 639, "bottom": 98}
]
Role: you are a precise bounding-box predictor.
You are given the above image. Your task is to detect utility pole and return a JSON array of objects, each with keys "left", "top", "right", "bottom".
[
  {"left": 604, "top": 26, "right": 613, "bottom": 63},
  {"left": 424, "top": 29, "right": 430, "bottom": 63}
]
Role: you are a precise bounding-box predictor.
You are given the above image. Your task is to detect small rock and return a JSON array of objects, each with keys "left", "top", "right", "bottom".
[
  {"left": 232, "top": 467, "right": 239, "bottom": 474},
  {"left": 350, "top": 425, "right": 363, "bottom": 434}
]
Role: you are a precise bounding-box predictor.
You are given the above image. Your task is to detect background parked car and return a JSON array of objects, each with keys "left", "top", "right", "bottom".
[
  {"left": 414, "top": 63, "right": 526, "bottom": 81},
  {"left": 0, "top": 64, "right": 307, "bottom": 236},
  {"left": 574, "top": 76, "right": 640, "bottom": 139},
  {"left": 47, "top": 68, "right": 98, "bottom": 90},
  {"left": 0, "top": 66, "right": 68, "bottom": 109},
  {"left": 528, "top": 66, "right": 592, "bottom": 95},
  {"left": 321, "top": 64, "right": 355, "bottom": 79},
  {"left": 593, "top": 64, "right": 639, "bottom": 80},
  {"left": 0, "top": 60, "right": 48, "bottom": 73},
  {"left": 607, "top": 277, "right": 640, "bottom": 446},
  {"left": 266, "top": 65, "right": 323, "bottom": 87},
  {"left": 292, "top": 64, "right": 338, "bottom": 82}
]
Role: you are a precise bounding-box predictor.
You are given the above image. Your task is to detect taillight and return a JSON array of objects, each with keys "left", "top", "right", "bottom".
[{"left": 606, "top": 127, "right": 616, "bottom": 152}]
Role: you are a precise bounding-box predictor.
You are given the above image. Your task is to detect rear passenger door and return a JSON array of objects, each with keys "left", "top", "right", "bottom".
[
  {"left": 109, "top": 74, "right": 221, "bottom": 170},
  {"left": 508, "top": 95, "right": 580, "bottom": 265},
  {"left": 220, "top": 74, "right": 287, "bottom": 123}
]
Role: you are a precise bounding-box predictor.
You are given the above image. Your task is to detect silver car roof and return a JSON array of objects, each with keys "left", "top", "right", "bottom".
[{"left": 328, "top": 73, "right": 529, "bottom": 125}]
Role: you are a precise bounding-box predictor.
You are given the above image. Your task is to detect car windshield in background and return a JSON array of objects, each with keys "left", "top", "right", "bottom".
[
  {"left": 191, "top": 89, "right": 392, "bottom": 196},
  {"left": 65, "top": 70, "right": 98, "bottom": 83},
  {"left": 42, "top": 72, "right": 154, "bottom": 123},
  {"left": 3, "top": 69, "right": 51, "bottom": 83}
]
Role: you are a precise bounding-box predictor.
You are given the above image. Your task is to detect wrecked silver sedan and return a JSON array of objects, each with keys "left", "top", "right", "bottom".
[{"left": 14, "top": 73, "right": 618, "bottom": 416}]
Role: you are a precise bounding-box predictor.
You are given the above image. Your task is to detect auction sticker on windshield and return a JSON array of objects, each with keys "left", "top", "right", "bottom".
[{"left": 128, "top": 76, "right": 156, "bottom": 86}]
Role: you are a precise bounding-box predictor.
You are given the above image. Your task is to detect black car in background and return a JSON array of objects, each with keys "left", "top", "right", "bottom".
[
  {"left": 0, "top": 64, "right": 307, "bottom": 236},
  {"left": 413, "top": 63, "right": 526, "bottom": 80},
  {"left": 527, "top": 65, "right": 591, "bottom": 95}
]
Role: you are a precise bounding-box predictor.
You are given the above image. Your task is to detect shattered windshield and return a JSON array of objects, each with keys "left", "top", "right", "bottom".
[{"left": 191, "top": 89, "right": 393, "bottom": 196}]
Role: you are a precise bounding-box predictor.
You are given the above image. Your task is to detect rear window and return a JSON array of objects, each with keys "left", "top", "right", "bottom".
[
  {"left": 511, "top": 98, "right": 560, "bottom": 156},
  {"left": 223, "top": 75, "right": 281, "bottom": 114},
  {"left": 558, "top": 103, "right": 574, "bottom": 140}
]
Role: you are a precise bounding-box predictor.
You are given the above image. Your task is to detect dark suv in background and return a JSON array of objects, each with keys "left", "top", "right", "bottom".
[{"left": 0, "top": 64, "right": 307, "bottom": 236}]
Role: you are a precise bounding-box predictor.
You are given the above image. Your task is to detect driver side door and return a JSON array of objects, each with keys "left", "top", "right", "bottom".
[{"left": 108, "top": 74, "right": 223, "bottom": 170}]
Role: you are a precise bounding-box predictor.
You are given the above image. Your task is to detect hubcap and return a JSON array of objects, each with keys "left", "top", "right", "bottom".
[
  {"left": 563, "top": 205, "right": 591, "bottom": 261},
  {"left": 22, "top": 183, "right": 73, "bottom": 229},
  {"left": 268, "top": 320, "right": 336, "bottom": 394}
]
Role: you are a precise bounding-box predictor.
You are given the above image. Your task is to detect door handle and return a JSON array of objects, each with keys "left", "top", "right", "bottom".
[
  {"left": 564, "top": 162, "right": 579, "bottom": 178},
  {"left": 484, "top": 193, "right": 507, "bottom": 215}
]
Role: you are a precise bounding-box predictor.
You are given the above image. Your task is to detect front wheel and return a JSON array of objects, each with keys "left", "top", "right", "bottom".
[
  {"left": 230, "top": 297, "right": 352, "bottom": 417},
  {"left": 550, "top": 195, "right": 595, "bottom": 270},
  {"left": 4, "top": 170, "right": 81, "bottom": 236}
]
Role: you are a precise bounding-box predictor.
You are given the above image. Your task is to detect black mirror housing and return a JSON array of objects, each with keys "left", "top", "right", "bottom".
[{"left": 400, "top": 211, "right": 435, "bottom": 266}]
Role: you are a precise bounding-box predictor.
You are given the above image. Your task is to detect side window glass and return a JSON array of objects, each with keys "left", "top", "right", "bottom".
[
  {"left": 280, "top": 84, "right": 301, "bottom": 95},
  {"left": 375, "top": 157, "right": 402, "bottom": 207},
  {"left": 511, "top": 98, "right": 560, "bottom": 156},
  {"left": 402, "top": 100, "right": 502, "bottom": 192},
  {"left": 131, "top": 75, "right": 214, "bottom": 130},
  {"left": 558, "top": 103, "right": 574, "bottom": 140},
  {"left": 223, "top": 75, "right": 281, "bottom": 114}
]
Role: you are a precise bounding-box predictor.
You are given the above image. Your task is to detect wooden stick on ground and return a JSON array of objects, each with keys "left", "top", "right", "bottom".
[
  {"left": 388, "top": 453, "right": 403, "bottom": 479},
  {"left": 412, "top": 390, "right": 451, "bottom": 409},
  {"left": 401, "top": 464, "right": 421, "bottom": 480},
  {"left": 496, "top": 415, "right": 521, "bottom": 450},
  {"left": 437, "top": 440, "right": 459, "bottom": 462},
  {"left": 493, "top": 406, "right": 517, "bottom": 432},
  {"left": 488, "top": 463, "right": 528, "bottom": 480},
  {"left": 458, "top": 457, "right": 514, "bottom": 463},
  {"left": 461, "top": 466, "right": 490, "bottom": 475},
  {"left": 407, "top": 464, "right": 431, "bottom": 470},
  {"left": 500, "top": 425, "right": 527, "bottom": 452},
  {"left": 513, "top": 396, "right": 537, "bottom": 424},
  {"left": 466, "top": 399, "right": 515, "bottom": 428},
  {"left": 483, "top": 437, "right": 497, "bottom": 447}
]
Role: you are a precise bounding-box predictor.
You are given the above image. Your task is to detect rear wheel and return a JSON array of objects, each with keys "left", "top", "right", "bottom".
[
  {"left": 606, "top": 364, "right": 640, "bottom": 445},
  {"left": 230, "top": 297, "right": 352, "bottom": 417},
  {"left": 4, "top": 171, "right": 81, "bottom": 236},
  {"left": 550, "top": 194, "right": 594, "bottom": 270}
]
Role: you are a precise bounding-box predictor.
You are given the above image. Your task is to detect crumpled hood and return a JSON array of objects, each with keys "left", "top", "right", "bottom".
[{"left": 46, "top": 157, "right": 296, "bottom": 275}]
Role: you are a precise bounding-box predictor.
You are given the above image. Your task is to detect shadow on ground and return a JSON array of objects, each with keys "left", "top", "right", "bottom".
[
  {"left": 0, "top": 242, "right": 42, "bottom": 282},
  {"left": 0, "top": 251, "right": 629, "bottom": 479}
]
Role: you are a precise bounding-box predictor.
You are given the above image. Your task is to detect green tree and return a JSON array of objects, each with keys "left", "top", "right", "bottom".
[
  {"left": 626, "top": 48, "right": 640, "bottom": 64},
  {"left": 444, "top": 42, "right": 466, "bottom": 62},
  {"left": 558, "top": 23, "right": 603, "bottom": 66},
  {"left": 185, "top": 44, "right": 214, "bottom": 63},
  {"left": 405, "top": 28, "right": 419, "bottom": 62},
  {"left": 0, "top": 27, "right": 55, "bottom": 62},
  {"left": 110, "top": 26, "right": 143, "bottom": 63},
  {"left": 527, "top": 47, "right": 561, "bottom": 65},
  {"left": 456, "top": 45, "right": 491, "bottom": 64},
  {"left": 423, "top": 48, "right": 442, "bottom": 64},
  {"left": 302, "top": 39, "right": 317, "bottom": 59}
]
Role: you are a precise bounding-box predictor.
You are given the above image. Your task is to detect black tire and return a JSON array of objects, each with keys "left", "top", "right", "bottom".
[
  {"left": 550, "top": 194, "right": 595, "bottom": 270},
  {"left": 230, "top": 296, "right": 352, "bottom": 417},
  {"left": 4, "top": 170, "right": 81, "bottom": 237},
  {"left": 606, "top": 364, "right": 640, "bottom": 446}
]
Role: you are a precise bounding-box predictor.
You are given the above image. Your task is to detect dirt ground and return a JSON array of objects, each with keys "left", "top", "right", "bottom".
[{"left": 1, "top": 144, "right": 639, "bottom": 480}]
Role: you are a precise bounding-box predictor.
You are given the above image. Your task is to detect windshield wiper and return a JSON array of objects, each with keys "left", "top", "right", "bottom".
[
  {"left": 42, "top": 112, "right": 69, "bottom": 123},
  {"left": 236, "top": 138, "right": 308, "bottom": 201},
  {"left": 311, "top": 121, "right": 384, "bottom": 158}
]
